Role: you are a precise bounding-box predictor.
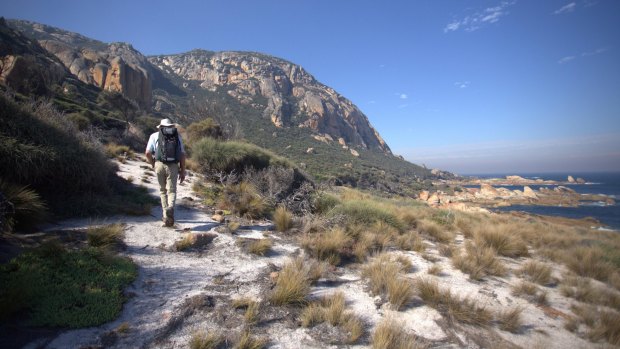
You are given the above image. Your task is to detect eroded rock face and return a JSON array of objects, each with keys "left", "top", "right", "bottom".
[
  {"left": 148, "top": 50, "right": 391, "bottom": 153},
  {"left": 8, "top": 20, "right": 152, "bottom": 108}
]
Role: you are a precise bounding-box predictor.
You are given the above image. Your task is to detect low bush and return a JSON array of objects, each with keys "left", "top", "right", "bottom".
[
  {"left": 395, "top": 231, "right": 425, "bottom": 252},
  {"left": 0, "top": 180, "right": 48, "bottom": 233},
  {"left": 330, "top": 200, "right": 405, "bottom": 233},
  {"left": 192, "top": 137, "right": 293, "bottom": 175},
  {"left": 564, "top": 246, "right": 614, "bottom": 282},
  {"left": 474, "top": 224, "right": 529, "bottom": 258},
  {"left": 0, "top": 244, "right": 136, "bottom": 327},
  {"left": 417, "top": 218, "right": 453, "bottom": 243},
  {"left": 185, "top": 118, "right": 223, "bottom": 145},
  {"left": 312, "top": 191, "right": 341, "bottom": 215}
]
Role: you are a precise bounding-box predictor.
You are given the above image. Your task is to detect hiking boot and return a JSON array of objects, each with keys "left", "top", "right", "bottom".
[{"left": 164, "top": 207, "right": 174, "bottom": 227}]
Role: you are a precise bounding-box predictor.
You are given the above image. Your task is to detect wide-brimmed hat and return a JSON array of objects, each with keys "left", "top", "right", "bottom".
[{"left": 157, "top": 118, "right": 175, "bottom": 128}]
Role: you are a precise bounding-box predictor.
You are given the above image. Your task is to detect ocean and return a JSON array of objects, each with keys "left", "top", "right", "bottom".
[{"left": 463, "top": 172, "right": 620, "bottom": 230}]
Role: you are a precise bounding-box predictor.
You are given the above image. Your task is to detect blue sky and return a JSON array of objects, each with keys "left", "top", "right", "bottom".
[{"left": 2, "top": 0, "right": 619, "bottom": 174}]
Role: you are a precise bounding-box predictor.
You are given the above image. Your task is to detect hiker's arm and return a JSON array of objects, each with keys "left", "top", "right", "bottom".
[
  {"left": 179, "top": 153, "right": 186, "bottom": 183},
  {"left": 145, "top": 151, "right": 155, "bottom": 168}
]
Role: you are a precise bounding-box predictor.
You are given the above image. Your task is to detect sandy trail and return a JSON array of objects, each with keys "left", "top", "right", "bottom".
[{"left": 30, "top": 158, "right": 606, "bottom": 349}]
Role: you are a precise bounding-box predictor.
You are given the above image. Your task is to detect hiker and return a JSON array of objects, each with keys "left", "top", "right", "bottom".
[{"left": 145, "top": 118, "right": 186, "bottom": 227}]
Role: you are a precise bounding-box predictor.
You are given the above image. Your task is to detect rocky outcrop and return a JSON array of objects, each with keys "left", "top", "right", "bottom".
[
  {"left": 0, "top": 19, "right": 67, "bottom": 95},
  {"left": 8, "top": 20, "right": 152, "bottom": 108},
  {"left": 523, "top": 186, "right": 538, "bottom": 199},
  {"left": 148, "top": 50, "right": 391, "bottom": 153}
]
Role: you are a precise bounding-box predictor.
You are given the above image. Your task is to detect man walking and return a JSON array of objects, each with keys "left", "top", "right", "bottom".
[{"left": 145, "top": 118, "right": 186, "bottom": 227}]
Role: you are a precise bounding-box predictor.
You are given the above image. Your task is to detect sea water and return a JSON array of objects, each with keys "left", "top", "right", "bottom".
[{"left": 464, "top": 172, "right": 620, "bottom": 230}]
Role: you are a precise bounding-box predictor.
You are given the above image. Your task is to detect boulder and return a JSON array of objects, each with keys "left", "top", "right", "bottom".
[
  {"left": 211, "top": 214, "right": 225, "bottom": 223},
  {"left": 427, "top": 193, "right": 440, "bottom": 205},
  {"left": 480, "top": 183, "right": 499, "bottom": 197},
  {"left": 567, "top": 176, "right": 576, "bottom": 183},
  {"left": 419, "top": 190, "right": 430, "bottom": 201},
  {"left": 506, "top": 175, "right": 526, "bottom": 181},
  {"left": 523, "top": 186, "right": 538, "bottom": 199},
  {"left": 350, "top": 149, "right": 359, "bottom": 157},
  {"left": 306, "top": 147, "right": 314, "bottom": 154},
  {"left": 576, "top": 178, "right": 586, "bottom": 184}
]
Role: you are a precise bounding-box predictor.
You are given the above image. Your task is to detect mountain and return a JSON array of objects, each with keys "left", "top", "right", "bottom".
[{"left": 3, "top": 19, "right": 446, "bottom": 193}]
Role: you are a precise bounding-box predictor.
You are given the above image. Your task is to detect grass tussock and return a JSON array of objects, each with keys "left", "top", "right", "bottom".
[
  {"left": 86, "top": 223, "right": 124, "bottom": 250},
  {"left": 570, "top": 304, "right": 620, "bottom": 346},
  {"left": 427, "top": 264, "right": 443, "bottom": 276},
  {"left": 497, "top": 306, "right": 524, "bottom": 333},
  {"left": 451, "top": 241, "right": 506, "bottom": 280},
  {"left": 174, "top": 233, "right": 216, "bottom": 252},
  {"left": 0, "top": 180, "right": 49, "bottom": 233},
  {"left": 273, "top": 205, "right": 293, "bottom": 232},
  {"left": 219, "top": 181, "right": 266, "bottom": 219},
  {"left": 518, "top": 260, "right": 553, "bottom": 286},
  {"left": 395, "top": 231, "right": 425, "bottom": 252},
  {"left": 312, "top": 191, "right": 341, "bottom": 215},
  {"left": 269, "top": 258, "right": 317, "bottom": 306},
  {"left": 104, "top": 142, "right": 134, "bottom": 160},
  {"left": 561, "top": 275, "right": 620, "bottom": 310},
  {"left": 233, "top": 330, "right": 268, "bottom": 349},
  {"left": 418, "top": 218, "right": 453, "bottom": 243},
  {"left": 362, "top": 253, "right": 414, "bottom": 310},
  {"left": 511, "top": 281, "right": 548, "bottom": 304},
  {"left": 301, "top": 227, "right": 352, "bottom": 265},
  {"left": 189, "top": 330, "right": 223, "bottom": 349},
  {"left": 244, "top": 301, "right": 260, "bottom": 325},
  {"left": 300, "top": 291, "right": 364, "bottom": 342},
  {"left": 474, "top": 224, "right": 529, "bottom": 258},
  {"left": 247, "top": 238, "right": 272, "bottom": 256},
  {"left": 415, "top": 278, "right": 492, "bottom": 326},
  {"left": 564, "top": 246, "right": 614, "bottom": 282},
  {"left": 329, "top": 200, "right": 405, "bottom": 233},
  {"left": 372, "top": 317, "right": 426, "bottom": 349}
]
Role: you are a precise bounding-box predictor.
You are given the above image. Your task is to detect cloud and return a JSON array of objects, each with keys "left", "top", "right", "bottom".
[
  {"left": 558, "top": 47, "right": 608, "bottom": 64},
  {"left": 454, "top": 81, "right": 471, "bottom": 89},
  {"left": 554, "top": 2, "right": 577, "bottom": 14},
  {"left": 379, "top": 64, "right": 386, "bottom": 68},
  {"left": 444, "top": 1, "right": 516, "bottom": 33},
  {"left": 582, "top": 47, "right": 608, "bottom": 57},
  {"left": 558, "top": 55, "right": 576, "bottom": 64},
  {"left": 400, "top": 93, "right": 408, "bottom": 99},
  {"left": 398, "top": 104, "right": 409, "bottom": 109}
]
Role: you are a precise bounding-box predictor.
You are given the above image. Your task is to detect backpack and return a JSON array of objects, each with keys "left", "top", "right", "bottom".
[{"left": 156, "top": 127, "right": 180, "bottom": 163}]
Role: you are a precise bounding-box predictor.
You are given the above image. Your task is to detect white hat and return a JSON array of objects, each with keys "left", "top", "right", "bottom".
[{"left": 157, "top": 118, "right": 175, "bottom": 128}]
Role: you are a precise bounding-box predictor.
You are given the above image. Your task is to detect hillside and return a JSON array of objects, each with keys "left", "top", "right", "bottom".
[{"left": 6, "top": 19, "right": 444, "bottom": 193}]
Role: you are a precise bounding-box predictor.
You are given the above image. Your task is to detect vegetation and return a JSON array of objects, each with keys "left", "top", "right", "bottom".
[
  {"left": 86, "top": 223, "right": 125, "bottom": 251},
  {"left": 451, "top": 240, "right": 506, "bottom": 280},
  {"left": 269, "top": 258, "right": 312, "bottom": 305},
  {"left": 0, "top": 243, "right": 136, "bottom": 327},
  {"left": 300, "top": 292, "right": 364, "bottom": 343},
  {"left": 372, "top": 317, "right": 425, "bottom": 349},
  {"left": 0, "top": 180, "right": 48, "bottom": 233},
  {"left": 189, "top": 330, "right": 223, "bottom": 349},
  {"left": 497, "top": 307, "right": 523, "bottom": 333},
  {"left": 273, "top": 205, "right": 293, "bottom": 232}
]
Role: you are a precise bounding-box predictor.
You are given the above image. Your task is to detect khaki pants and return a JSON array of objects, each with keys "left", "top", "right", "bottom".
[{"left": 155, "top": 161, "right": 178, "bottom": 218}]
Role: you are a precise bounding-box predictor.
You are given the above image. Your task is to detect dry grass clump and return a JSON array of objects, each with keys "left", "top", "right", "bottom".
[
  {"left": 270, "top": 257, "right": 324, "bottom": 306},
  {"left": 511, "top": 281, "right": 548, "bottom": 304},
  {"left": 395, "top": 231, "right": 425, "bottom": 252},
  {"left": 453, "top": 212, "right": 480, "bottom": 238},
  {"left": 474, "top": 224, "right": 529, "bottom": 258},
  {"left": 301, "top": 227, "right": 352, "bottom": 265},
  {"left": 497, "top": 306, "right": 524, "bottom": 333},
  {"left": 427, "top": 264, "right": 443, "bottom": 276},
  {"left": 273, "top": 205, "right": 293, "bottom": 232},
  {"left": 233, "top": 330, "right": 268, "bottom": 349},
  {"left": 451, "top": 241, "right": 506, "bottom": 280},
  {"left": 610, "top": 272, "right": 620, "bottom": 292},
  {"left": 189, "top": 330, "right": 222, "bottom": 349},
  {"left": 174, "top": 233, "right": 217, "bottom": 251},
  {"left": 300, "top": 292, "right": 364, "bottom": 343},
  {"left": 219, "top": 181, "right": 266, "bottom": 219},
  {"left": 418, "top": 218, "right": 453, "bottom": 243},
  {"left": 415, "top": 278, "right": 492, "bottom": 326},
  {"left": 329, "top": 199, "right": 405, "bottom": 233},
  {"left": 362, "top": 253, "right": 414, "bottom": 310},
  {"left": 561, "top": 275, "right": 620, "bottom": 310},
  {"left": 246, "top": 238, "right": 272, "bottom": 256},
  {"left": 372, "top": 317, "right": 426, "bottom": 349},
  {"left": 518, "top": 260, "right": 553, "bottom": 286},
  {"left": 104, "top": 142, "right": 134, "bottom": 160},
  {"left": 569, "top": 304, "right": 620, "bottom": 346},
  {"left": 563, "top": 246, "right": 614, "bottom": 282},
  {"left": 244, "top": 301, "right": 260, "bottom": 325},
  {"left": 86, "top": 223, "right": 124, "bottom": 250}
]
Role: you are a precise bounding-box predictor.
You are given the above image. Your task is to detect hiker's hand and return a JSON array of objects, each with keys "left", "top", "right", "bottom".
[{"left": 179, "top": 170, "right": 186, "bottom": 183}]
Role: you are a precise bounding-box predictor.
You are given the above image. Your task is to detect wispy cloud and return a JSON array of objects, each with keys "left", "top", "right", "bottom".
[
  {"left": 444, "top": 1, "right": 516, "bottom": 33},
  {"left": 399, "top": 93, "right": 408, "bottom": 99},
  {"left": 558, "top": 55, "right": 576, "bottom": 64},
  {"left": 582, "top": 47, "right": 608, "bottom": 57},
  {"left": 558, "top": 47, "right": 609, "bottom": 64},
  {"left": 379, "top": 64, "right": 386, "bottom": 68},
  {"left": 454, "top": 81, "right": 471, "bottom": 89},
  {"left": 398, "top": 104, "right": 409, "bottom": 109},
  {"left": 554, "top": 2, "right": 577, "bottom": 14}
]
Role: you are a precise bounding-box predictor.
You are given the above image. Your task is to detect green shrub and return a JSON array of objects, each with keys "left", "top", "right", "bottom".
[
  {"left": 192, "top": 137, "right": 293, "bottom": 174},
  {"left": 312, "top": 192, "right": 341, "bottom": 215},
  {"left": 330, "top": 200, "right": 405, "bottom": 232},
  {"left": 186, "top": 118, "right": 223, "bottom": 145},
  {"left": 0, "top": 245, "right": 136, "bottom": 327}
]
